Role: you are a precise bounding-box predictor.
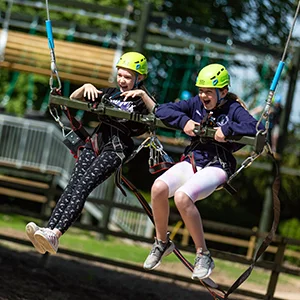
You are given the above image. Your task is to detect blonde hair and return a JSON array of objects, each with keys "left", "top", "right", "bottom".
[
  {"left": 227, "top": 92, "right": 248, "bottom": 110},
  {"left": 220, "top": 86, "right": 248, "bottom": 110}
]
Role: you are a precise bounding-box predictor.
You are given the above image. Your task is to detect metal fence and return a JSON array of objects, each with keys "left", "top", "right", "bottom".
[{"left": 0, "top": 113, "right": 153, "bottom": 237}]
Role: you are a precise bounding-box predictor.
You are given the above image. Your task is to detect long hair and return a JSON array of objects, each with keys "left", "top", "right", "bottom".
[{"left": 220, "top": 86, "right": 248, "bottom": 110}]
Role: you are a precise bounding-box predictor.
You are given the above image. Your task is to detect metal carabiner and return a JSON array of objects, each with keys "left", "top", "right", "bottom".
[
  {"left": 241, "top": 152, "right": 260, "bottom": 169},
  {"left": 50, "top": 67, "right": 62, "bottom": 92},
  {"left": 48, "top": 106, "right": 68, "bottom": 137},
  {"left": 49, "top": 49, "right": 62, "bottom": 92},
  {"left": 148, "top": 147, "right": 155, "bottom": 166},
  {"left": 151, "top": 136, "right": 163, "bottom": 152},
  {"left": 228, "top": 152, "right": 261, "bottom": 183},
  {"left": 140, "top": 136, "right": 152, "bottom": 148}
]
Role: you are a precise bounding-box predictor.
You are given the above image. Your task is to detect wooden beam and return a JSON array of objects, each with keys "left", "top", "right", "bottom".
[
  {"left": 0, "top": 30, "right": 116, "bottom": 86},
  {"left": 0, "top": 61, "right": 113, "bottom": 86},
  {"left": 0, "top": 187, "right": 47, "bottom": 203},
  {"left": 0, "top": 175, "right": 49, "bottom": 189}
]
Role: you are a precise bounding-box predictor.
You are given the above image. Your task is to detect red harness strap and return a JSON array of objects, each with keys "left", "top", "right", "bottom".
[
  {"left": 50, "top": 89, "right": 90, "bottom": 159},
  {"left": 149, "top": 161, "right": 175, "bottom": 174},
  {"left": 180, "top": 152, "right": 197, "bottom": 173}
]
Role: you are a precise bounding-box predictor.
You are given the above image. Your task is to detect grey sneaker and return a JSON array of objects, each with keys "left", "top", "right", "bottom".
[
  {"left": 191, "top": 249, "right": 215, "bottom": 280},
  {"left": 25, "top": 222, "right": 46, "bottom": 254},
  {"left": 143, "top": 236, "right": 175, "bottom": 270},
  {"left": 34, "top": 228, "right": 59, "bottom": 254}
]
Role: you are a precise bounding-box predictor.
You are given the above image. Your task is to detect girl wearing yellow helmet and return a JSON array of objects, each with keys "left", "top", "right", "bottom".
[
  {"left": 25, "top": 52, "right": 156, "bottom": 255},
  {"left": 143, "top": 63, "right": 264, "bottom": 280}
]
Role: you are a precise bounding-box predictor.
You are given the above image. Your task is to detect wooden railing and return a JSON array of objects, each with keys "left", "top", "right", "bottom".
[
  {"left": 0, "top": 161, "right": 59, "bottom": 216},
  {"left": 1, "top": 196, "right": 299, "bottom": 300},
  {"left": 0, "top": 30, "right": 117, "bottom": 86},
  {"left": 169, "top": 220, "right": 300, "bottom": 261}
]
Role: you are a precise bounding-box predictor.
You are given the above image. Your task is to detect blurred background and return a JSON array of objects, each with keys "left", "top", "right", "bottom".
[{"left": 0, "top": 0, "right": 300, "bottom": 277}]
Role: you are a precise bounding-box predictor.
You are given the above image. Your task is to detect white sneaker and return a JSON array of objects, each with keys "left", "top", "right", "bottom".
[
  {"left": 143, "top": 236, "right": 175, "bottom": 270},
  {"left": 34, "top": 228, "right": 59, "bottom": 254},
  {"left": 191, "top": 249, "right": 215, "bottom": 280},
  {"left": 25, "top": 222, "right": 46, "bottom": 254}
]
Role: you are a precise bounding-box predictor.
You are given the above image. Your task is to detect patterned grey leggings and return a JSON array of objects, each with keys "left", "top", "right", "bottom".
[{"left": 47, "top": 147, "right": 122, "bottom": 234}]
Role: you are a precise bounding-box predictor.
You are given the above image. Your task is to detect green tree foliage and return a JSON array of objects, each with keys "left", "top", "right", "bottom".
[
  {"left": 1, "top": 0, "right": 300, "bottom": 230},
  {"left": 279, "top": 218, "right": 300, "bottom": 265},
  {"left": 159, "top": 0, "right": 297, "bottom": 47}
]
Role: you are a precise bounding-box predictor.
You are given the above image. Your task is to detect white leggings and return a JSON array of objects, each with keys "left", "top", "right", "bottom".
[{"left": 156, "top": 161, "right": 228, "bottom": 202}]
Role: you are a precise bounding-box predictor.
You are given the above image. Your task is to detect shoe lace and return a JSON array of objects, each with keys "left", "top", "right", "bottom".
[
  {"left": 150, "top": 239, "right": 167, "bottom": 256},
  {"left": 195, "top": 254, "right": 211, "bottom": 269},
  {"left": 44, "top": 229, "right": 57, "bottom": 244}
]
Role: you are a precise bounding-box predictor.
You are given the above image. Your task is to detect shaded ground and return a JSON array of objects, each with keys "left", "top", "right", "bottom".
[
  {"left": 0, "top": 244, "right": 216, "bottom": 300},
  {"left": 0, "top": 230, "right": 299, "bottom": 300}
]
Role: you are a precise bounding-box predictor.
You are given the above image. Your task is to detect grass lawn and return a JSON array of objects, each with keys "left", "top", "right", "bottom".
[{"left": 0, "top": 212, "right": 297, "bottom": 288}]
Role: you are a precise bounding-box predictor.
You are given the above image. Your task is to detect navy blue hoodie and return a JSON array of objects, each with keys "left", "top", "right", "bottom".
[{"left": 156, "top": 95, "right": 264, "bottom": 175}]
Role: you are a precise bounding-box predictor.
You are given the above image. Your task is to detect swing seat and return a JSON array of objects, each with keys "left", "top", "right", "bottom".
[
  {"left": 222, "top": 182, "right": 237, "bottom": 195},
  {"left": 216, "top": 182, "right": 237, "bottom": 195}
]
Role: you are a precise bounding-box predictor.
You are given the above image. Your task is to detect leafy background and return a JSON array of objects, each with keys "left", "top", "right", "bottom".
[{"left": 0, "top": 0, "right": 300, "bottom": 246}]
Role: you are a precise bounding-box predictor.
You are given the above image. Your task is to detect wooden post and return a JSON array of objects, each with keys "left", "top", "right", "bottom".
[
  {"left": 182, "top": 225, "right": 190, "bottom": 246},
  {"left": 264, "top": 237, "right": 287, "bottom": 299},
  {"left": 41, "top": 174, "right": 57, "bottom": 217},
  {"left": 169, "top": 220, "right": 183, "bottom": 240},
  {"left": 247, "top": 226, "right": 257, "bottom": 260},
  {"left": 135, "top": 1, "right": 151, "bottom": 53}
]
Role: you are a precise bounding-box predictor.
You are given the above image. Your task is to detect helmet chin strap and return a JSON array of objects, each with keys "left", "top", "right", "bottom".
[
  {"left": 214, "top": 89, "right": 227, "bottom": 109},
  {"left": 216, "top": 89, "right": 221, "bottom": 103},
  {"left": 133, "top": 73, "right": 140, "bottom": 88}
]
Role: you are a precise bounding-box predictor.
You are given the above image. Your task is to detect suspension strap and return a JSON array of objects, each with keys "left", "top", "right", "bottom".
[
  {"left": 227, "top": 150, "right": 262, "bottom": 184},
  {"left": 122, "top": 149, "right": 280, "bottom": 299},
  {"left": 121, "top": 175, "right": 226, "bottom": 300},
  {"left": 45, "top": 0, "right": 61, "bottom": 92},
  {"left": 224, "top": 152, "right": 281, "bottom": 299},
  {"left": 256, "top": 0, "right": 300, "bottom": 133},
  {"left": 49, "top": 90, "right": 90, "bottom": 157}
]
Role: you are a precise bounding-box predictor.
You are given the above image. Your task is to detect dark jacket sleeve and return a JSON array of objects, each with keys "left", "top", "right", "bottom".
[
  {"left": 155, "top": 98, "right": 196, "bottom": 130},
  {"left": 221, "top": 104, "right": 265, "bottom": 137}
]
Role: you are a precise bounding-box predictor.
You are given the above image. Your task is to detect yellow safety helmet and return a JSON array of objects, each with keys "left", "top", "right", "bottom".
[
  {"left": 116, "top": 52, "right": 148, "bottom": 76},
  {"left": 195, "top": 63, "right": 230, "bottom": 88}
]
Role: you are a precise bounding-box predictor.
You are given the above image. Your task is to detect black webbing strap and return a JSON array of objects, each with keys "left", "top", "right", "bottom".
[
  {"left": 121, "top": 175, "right": 226, "bottom": 300},
  {"left": 222, "top": 182, "right": 237, "bottom": 196},
  {"left": 64, "top": 108, "right": 90, "bottom": 141},
  {"left": 224, "top": 152, "right": 281, "bottom": 298}
]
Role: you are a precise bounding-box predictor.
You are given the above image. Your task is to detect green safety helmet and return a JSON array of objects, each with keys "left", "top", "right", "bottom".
[
  {"left": 116, "top": 52, "right": 148, "bottom": 76},
  {"left": 195, "top": 63, "right": 230, "bottom": 88}
]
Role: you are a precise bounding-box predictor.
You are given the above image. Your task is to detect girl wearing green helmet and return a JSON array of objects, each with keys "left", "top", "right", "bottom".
[
  {"left": 143, "top": 63, "right": 264, "bottom": 280},
  {"left": 25, "top": 52, "right": 157, "bottom": 255}
]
